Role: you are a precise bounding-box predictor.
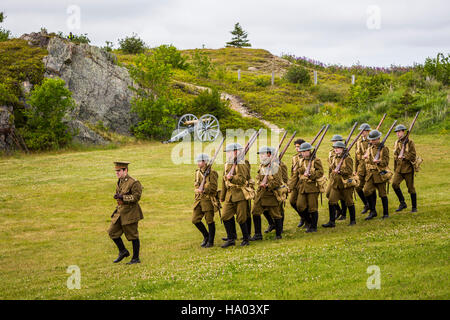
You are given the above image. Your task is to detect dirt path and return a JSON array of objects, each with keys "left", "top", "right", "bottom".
[{"left": 175, "top": 81, "right": 283, "bottom": 133}]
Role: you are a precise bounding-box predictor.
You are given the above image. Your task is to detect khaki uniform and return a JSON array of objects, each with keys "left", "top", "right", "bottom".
[
  {"left": 252, "top": 163, "right": 283, "bottom": 219},
  {"left": 363, "top": 144, "right": 390, "bottom": 198},
  {"left": 108, "top": 175, "right": 143, "bottom": 241},
  {"left": 288, "top": 154, "right": 302, "bottom": 209},
  {"left": 293, "top": 157, "right": 324, "bottom": 213},
  {"left": 192, "top": 168, "right": 219, "bottom": 224},
  {"left": 328, "top": 155, "right": 355, "bottom": 206},
  {"left": 355, "top": 136, "right": 370, "bottom": 191},
  {"left": 392, "top": 138, "right": 416, "bottom": 194},
  {"left": 325, "top": 149, "right": 336, "bottom": 199},
  {"left": 221, "top": 162, "right": 251, "bottom": 224}
]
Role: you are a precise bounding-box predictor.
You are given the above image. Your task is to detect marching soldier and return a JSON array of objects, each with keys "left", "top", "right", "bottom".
[
  {"left": 288, "top": 138, "right": 306, "bottom": 228},
  {"left": 221, "top": 143, "right": 251, "bottom": 247},
  {"left": 322, "top": 141, "right": 357, "bottom": 228},
  {"left": 354, "top": 123, "right": 372, "bottom": 214},
  {"left": 192, "top": 154, "right": 219, "bottom": 248},
  {"left": 327, "top": 135, "right": 347, "bottom": 220},
  {"left": 108, "top": 161, "right": 143, "bottom": 264},
  {"left": 392, "top": 124, "right": 418, "bottom": 212},
  {"left": 363, "top": 130, "right": 390, "bottom": 220},
  {"left": 293, "top": 142, "right": 324, "bottom": 233},
  {"left": 250, "top": 147, "right": 284, "bottom": 240}
]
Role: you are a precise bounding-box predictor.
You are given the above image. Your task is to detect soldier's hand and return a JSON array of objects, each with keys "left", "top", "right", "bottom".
[
  {"left": 115, "top": 193, "right": 123, "bottom": 200},
  {"left": 398, "top": 155, "right": 404, "bottom": 159},
  {"left": 353, "top": 171, "right": 357, "bottom": 176},
  {"left": 195, "top": 188, "right": 203, "bottom": 193},
  {"left": 373, "top": 159, "right": 380, "bottom": 163},
  {"left": 259, "top": 183, "right": 267, "bottom": 188},
  {"left": 333, "top": 169, "right": 340, "bottom": 174}
]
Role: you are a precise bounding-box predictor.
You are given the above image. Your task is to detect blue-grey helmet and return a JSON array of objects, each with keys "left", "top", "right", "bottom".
[
  {"left": 332, "top": 141, "right": 346, "bottom": 148},
  {"left": 368, "top": 129, "right": 382, "bottom": 141},
  {"left": 257, "top": 146, "right": 275, "bottom": 154},
  {"left": 359, "top": 123, "right": 371, "bottom": 131},
  {"left": 330, "top": 134, "right": 344, "bottom": 142},
  {"left": 299, "top": 142, "right": 313, "bottom": 152},
  {"left": 394, "top": 124, "right": 407, "bottom": 132},
  {"left": 224, "top": 143, "right": 243, "bottom": 152},
  {"left": 195, "top": 153, "right": 210, "bottom": 162}
]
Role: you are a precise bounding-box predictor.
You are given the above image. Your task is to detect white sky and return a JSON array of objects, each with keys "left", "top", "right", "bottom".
[{"left": 2, "top": 0, "right": 449, "bottom": 67}]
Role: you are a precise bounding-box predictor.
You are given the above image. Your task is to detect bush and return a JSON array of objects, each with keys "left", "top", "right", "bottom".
[
  {"left": 190, "top": 49, "right": 214, "bottom": 78},
  {"left": 253, "top": 76, "right": 271, "bottom": 87},
  {"left": 283, "top": 65, "right": 311, "bottom": 85},
  {"left": 20, "top": 78, "right": 75, "bottom": 150},
  {"left": 0, "top": 12, "right": 11, "bottom": 42},
  {"left": 67, "top": 33, "right": 90, "bottom": 44},
  {"left": 118, "top": 33, "right": 146, "bottom": 54},
  {"left": 186, "top": 88, "right": 230, "bottom": 119},
  {"left": 152, "top": 44, "right": 188, "bottom": 70},
  {"left": 424, "top": 53, "right": 450, "bottom": 85}
]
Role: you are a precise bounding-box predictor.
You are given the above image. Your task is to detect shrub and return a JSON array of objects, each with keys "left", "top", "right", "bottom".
[
  {"left": 20, "top": 78, "right": 75, "bottom": 150},
  {"left": 283, "top": 65, "right": 311, "bottom": 85},
  {"left": 190, "top": 49, "right": 214, "bottom": 78},
  {"left": 253, "top": 76, "right": 271, "bottom": 87},
  {"left": 152, "top": 44, "right": 188, "bottom": 70},
  {"left": 67, "top": 33, "right": 90, "bottom": 44},
  {"left": 424, "top": 53, "right": 450, "bottom": 85},
  {"left": 118, "top": 33, "right": 146, "bottom": 54}
]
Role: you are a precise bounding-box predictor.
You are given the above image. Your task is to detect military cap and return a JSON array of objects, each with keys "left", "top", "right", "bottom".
[
  {"left": 368, "top": 130, "right": 382, "bottom": 141},
  {"left": 359, "top": 123, "right": 371, "bottom": 131},
  {"left": 332, "top": 141, "right": 346, "bottom": 148},
  {"left": 195, "top": 153, "right": 210, "bottom": 162},
  {"left": 114, "top": 161, "right": 130, "bottom": 170},
  {"left": 330, "top": 134, "right": 344, "bottom": 142},
  {"left": 299, "top": 142, "right": 313, "bottom": 152},
  {"left": 224, "top": 143, "right": 243, "bottom": 152},
  {"left": 394, "top": 124, "right": 407, "bottom": 132},
  {"left": 257, "top": 146, "right": 275, "bottom": 154}
]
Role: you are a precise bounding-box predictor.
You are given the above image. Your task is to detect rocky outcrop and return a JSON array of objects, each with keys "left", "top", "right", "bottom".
[
  {"left": 20, "top": 31, "right": 138, "bottom": 144},
  {"left": 0, "top": 106, "right": 16, "bottom": 152}
]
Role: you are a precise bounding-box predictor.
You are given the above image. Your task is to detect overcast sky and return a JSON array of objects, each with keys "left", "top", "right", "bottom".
[{"left": 2, "top": 0, "right": 449, "bottom": 67}]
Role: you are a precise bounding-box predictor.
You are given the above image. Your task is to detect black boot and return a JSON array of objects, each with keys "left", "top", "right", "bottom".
[
  {"left": 337, "top": 200, "right": 347, "bottom": 220},
  {"left": 357, "top": 190, "right": 369, "bottom": 214},
  {"left": 410, "top": 193, "right": 418, "bottom": 212},
  {"left": 299, "top": 210, "right": 309, "bottom": 228},
  {"left": 239, "top": 222, "right": 250, "bottom": 246},
  {"left": 348, "top": 205, "right": 356, "bottom": 226},
  {"left": 335, "top": 202, "right": 343, "bottom": 220},
  {"left": 126, "top": 239, "right": 140, "bottom": 264},
  {"left": 322, "top": 203, "right": 336, "bottom": 228},
  {"left": 250, "top": 215, "right": 263, "bottom": 241},
  {"left": 381, "top": 196, "right": 389, "bottom": 219},
  {"left": 246, "top": 216, "right": 252, "bottom": 236},
  {"left": 274, "top": 218, "right": 283, "bottom": 239},
  {"left": 222, "top": 217, "right": 237, "bottom": 241},
  {"left": 194, "top": 222, "right": 209, "bottom": 247},
  {"left": 394, "top": 188, "right": 407, "bottom": 212},
  {"left": 204, "top": 223, "right": 215, "bottom": 248},
  {"left": 221, "top": 219, "right": 236, "bottom": 248},
  {"left": 306, "top": 212, "right": 318, "bottom": 233},
  {"left": 280, "top": 208, "right": 285, "bottom": 233},
  {"left": 365, "top": 193, "right": 378, "bottom": 220},
  {"left": 263, "top": 211, "right": 275, "bottom": 233},
  {"left": 112, "top": 237, "right": 130, "bottom": 263}
]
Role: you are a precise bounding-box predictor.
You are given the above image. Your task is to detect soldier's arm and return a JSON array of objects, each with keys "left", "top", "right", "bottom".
[
  {"left": 267, "top": 169, "right": 283, "bottom": 190},
  {"left": 310, "top": 159, "right": 324, "bottom": 180},
  {"left": 122, "top": 181, "right": 142, "bottom": 203},
  {"left": 203, "top": 171, "right": 218, "bottom": 195},
  {"left": 380, "top": 147, "right": 389, "bottom": 168},
  {"left": 220, "top": 173, "right": 227, "bottom": 202},
  {"left": 340, "top": 157, "right": 353, "bottom": 176},
  {"left": 404, "top": 140, "right": 416, "bottom": 162},
  {"left": 230, "top": 164, "right": 248, "bottom": 186}
]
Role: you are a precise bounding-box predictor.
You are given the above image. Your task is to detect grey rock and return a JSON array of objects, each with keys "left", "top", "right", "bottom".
[{"left": 0, "top": 106, "right": 15, "bottom": 151}]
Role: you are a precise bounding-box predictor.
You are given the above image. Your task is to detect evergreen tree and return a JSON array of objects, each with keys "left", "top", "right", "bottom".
[{"left": 226, "top": 22, "right": 251, "bottom": 48}]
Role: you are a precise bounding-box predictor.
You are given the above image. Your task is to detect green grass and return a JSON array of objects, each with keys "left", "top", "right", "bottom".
[{"left": 0, "top": 133, "right": 449, "bottom": 299}]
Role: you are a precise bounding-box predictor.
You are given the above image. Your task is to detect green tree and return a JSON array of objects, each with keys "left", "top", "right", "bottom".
[
  {"left": 283, "top": 65, "right": 311, "bottom": 85},
  {"left": 191, "top": 49, "right": 214, "bottom": 78},
  {"left": 424, "top": 53, "right": 450, "bottom": 85},
  {"left": 0, "top": 11, "right": 11, "bottom": 42},
  {"left": 20, "top": 78, "right": 75, "bottom": 150},
  {"left": 152, "top": 44, "right": 188, "bottom": 70},
  {"left": 226, "top": 23, "right": 251, "bottom": 48},
  {"left": 118, "top": 33, "right": 146, "bottom": 54}
]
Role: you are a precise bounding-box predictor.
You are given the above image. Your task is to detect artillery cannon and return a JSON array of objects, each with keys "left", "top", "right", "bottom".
[{"left": 162, "top": 113, "right": 220, "bottom": 143}]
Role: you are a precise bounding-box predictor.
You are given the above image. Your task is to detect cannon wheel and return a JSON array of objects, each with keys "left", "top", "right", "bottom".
[
  {"left": 195, "top": 114, "right": 220, "bottom": 142},
  {"left": 178, "top": 114, "right": 198, "bottom": 131}
]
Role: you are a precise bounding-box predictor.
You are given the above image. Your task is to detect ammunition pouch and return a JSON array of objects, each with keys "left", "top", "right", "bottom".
[
  {"left": 316, "top": 176, "right": 328, "bottom": 193},
  {"left": 379, "top": 168, "right": 393, "bottom": 183},
  {"left": 412, "top": 155, "right": 423, "bottom": 172},
  {"left": 343, "top": 174, "right": 359, "bottom": 188}
]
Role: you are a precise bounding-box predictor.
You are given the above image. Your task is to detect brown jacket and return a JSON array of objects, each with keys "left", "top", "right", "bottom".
[
  {"left": 355, "top": 136, "right": 369, "bottom": 174},
  {"left": 329, "top": 155, "right": 354, "bottom": 189},
  {"left": 394, "top": 138, "right": 416, "bottom": 174},
  {"left": 112, "top": 175, "right": 143, "bottom": 225},
  {"left": 193, "top": 168, "right": 218, "bottom": 211},
  {"left": 255, "top": 163, "right": 283, "bottom": 206},
  {"left": 293, "top": 157, "right": 324, "bottom": 194},
  {"left": 221, "top": 162, "right": 250, "bottom": 202},
  {"left": 364, "top": 144, "right": 390, "bottom": 183}
]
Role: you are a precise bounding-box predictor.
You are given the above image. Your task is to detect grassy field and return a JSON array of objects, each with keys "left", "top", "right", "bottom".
[{"left": 0, "top": 133, "right": 449, "bottom": 300}]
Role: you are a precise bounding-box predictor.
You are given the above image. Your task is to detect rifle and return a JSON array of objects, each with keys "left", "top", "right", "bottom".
[
  {"left": 279, "top": 131, "right": 297, "bottom": 161},
  {"left": 374, "top": 120, "right": 397, "bottom": 161},
  {"left": 311, "top": 125, "right": 326, "bottom": 145},
  {"left": 305, "top": 124, "right": 330, "bottom": 176},
  {"left": 399, "top": 111, "right": 420, "bottom": 159},
  {"left": 198, "top": 136, "right": 226, "bottom": 193},
  {"left": 335, "top": 128, "right": 364, "bottom": 173},
  {"left": 376, "top": 113, "right": 387, "bottom": 130},
  {"left": 226, "top": 128, "right": 262, "bottom": 178},
  {"left": 345, "top": 122, "right": 358, "bottom": 146}
]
